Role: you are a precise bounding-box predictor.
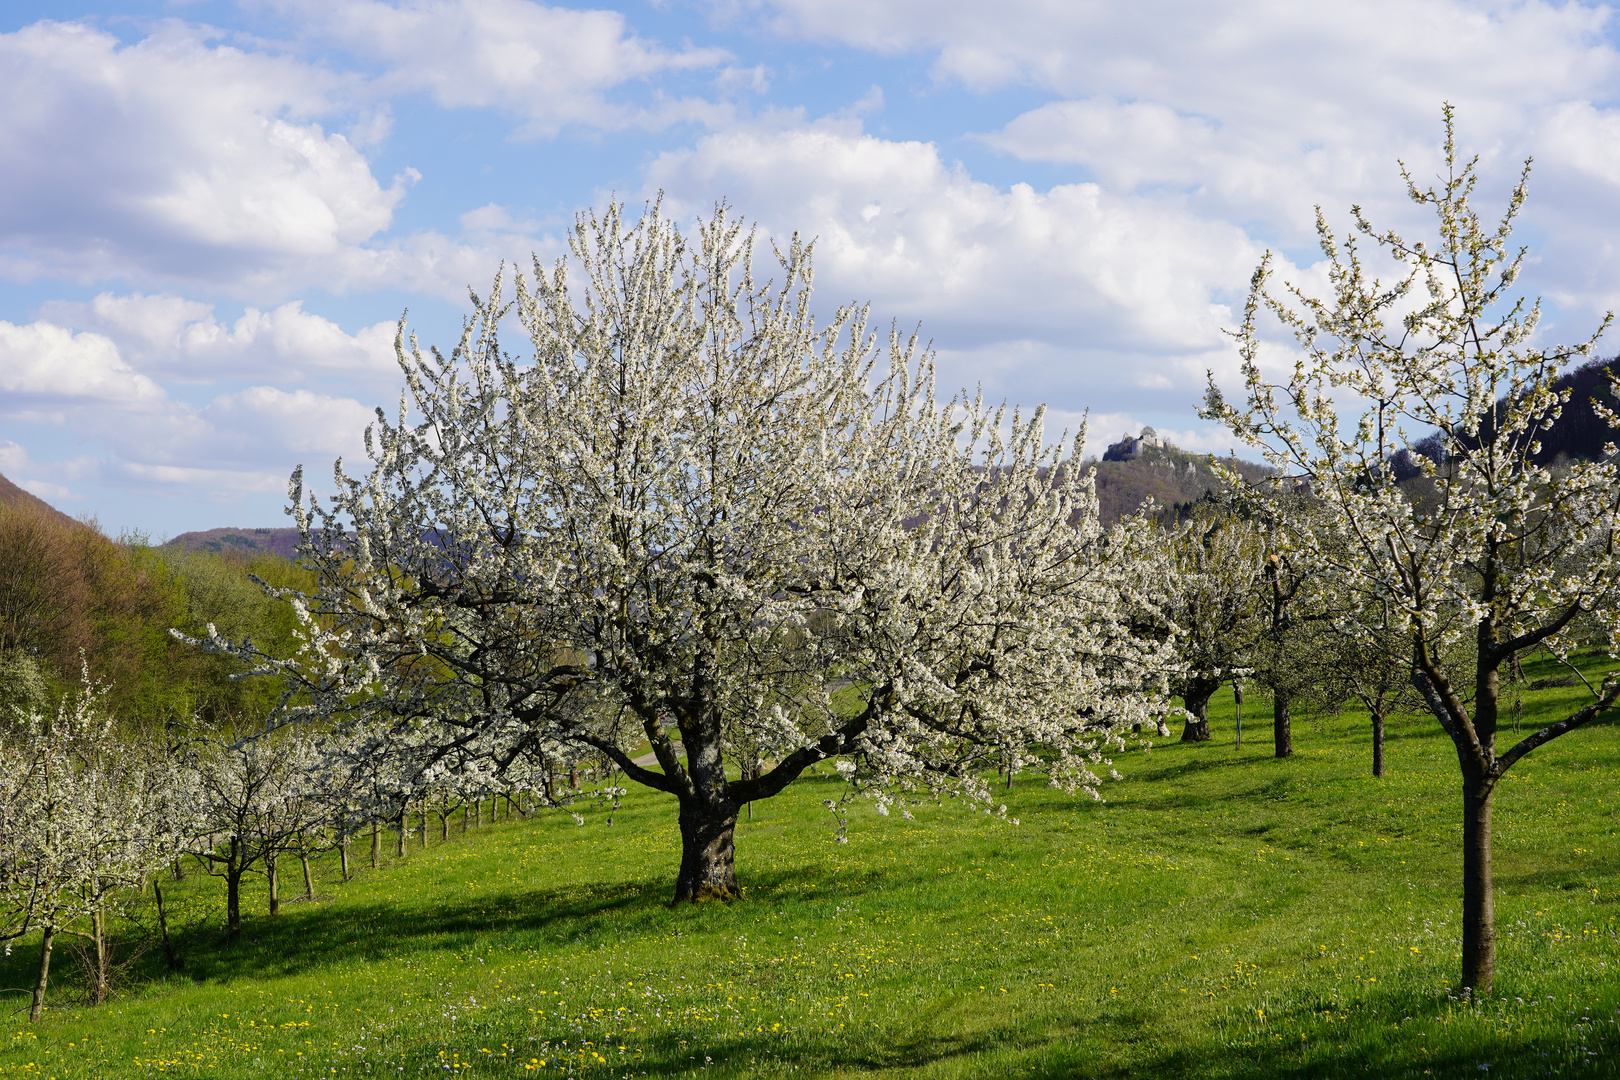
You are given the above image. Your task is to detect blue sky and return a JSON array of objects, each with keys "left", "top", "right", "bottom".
[{"left": 4, "top": 0, "right": 1620, "bottom": 535}]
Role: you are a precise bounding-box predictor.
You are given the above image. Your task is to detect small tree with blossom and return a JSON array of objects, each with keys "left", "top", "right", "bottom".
[
  {"left": 206, "top": 202, "right": 1179, "bottom": 903},
  {"left": 1204, "top": 108, "right": 1620, "bottom": 994},
  {"left": 180, "top": 726, "right": 336, "bottom": 939},
  {"left": 0, "top": 676, "right": 186, "bottom": 1020}
]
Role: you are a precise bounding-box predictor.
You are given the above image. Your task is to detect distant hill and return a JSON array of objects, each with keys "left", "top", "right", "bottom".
[
  {"left": 164, "top": 527, "right": 303, "bottom": 559},
  {"left": 0, "top": 472, "right": 78, "bottom": 527},
  {"left": 1529, "top": 355, "right": 1620, "bottom": 465},
  {"left": 1088, "top": 428, "right": 1274, "bottom": 523},
  {"left": 1393, "top": 355, "right": 1620, "bottom": 477}
]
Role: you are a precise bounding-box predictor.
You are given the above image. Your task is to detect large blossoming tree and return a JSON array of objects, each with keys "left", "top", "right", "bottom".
[
  {"left": 225, "top": 203, "right": 1177, "bottom": 903},
  {"left": 1204, "top": 109, "right": 1620, "bottom": 993}
]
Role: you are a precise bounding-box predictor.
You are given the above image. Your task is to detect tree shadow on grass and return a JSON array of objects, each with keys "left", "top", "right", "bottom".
[{"left": 155, "top": 857, "right": 901, "bottom": 986}]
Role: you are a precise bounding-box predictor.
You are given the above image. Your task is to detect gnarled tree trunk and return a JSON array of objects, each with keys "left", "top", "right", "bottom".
[
  {"left": 674, "top": 794, "right": 739, "bottom": 903},
  {"left": 1180, "top": 676, "right": 1221, "bottom": 742}
]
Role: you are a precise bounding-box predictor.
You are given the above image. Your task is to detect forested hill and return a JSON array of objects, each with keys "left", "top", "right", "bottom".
[
  {"left": 0, "top": 472, "right": 76, "bottom": 527},
  {"left": 164, "top": 527, "right": 303, "bottom": 558},
  {"left": 1088, "top": 428, "right": 1274, "bottom": 523},
  {"left": 1529, "top": 355, "right": 1620, "bottom": 464}
]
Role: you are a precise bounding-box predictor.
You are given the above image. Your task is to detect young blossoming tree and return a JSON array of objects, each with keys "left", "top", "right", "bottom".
[
  {"left": 0, "top": 678, "right": 187, "bottom": 1020},
  {"left": 225, "top": 203, "right": 1177, "bottom": 903},
  {"left": 1204, "top": 110, "right": 1620, "bottom": 994}
]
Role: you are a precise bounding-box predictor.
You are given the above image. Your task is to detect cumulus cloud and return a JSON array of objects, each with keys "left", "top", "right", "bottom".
[
  {"left": 646, "top": 120, "right": 1265, "bottom": 412},
  {"left": 0, "top": 307, "right": 380, "bottom": 505},
  {"left": 41, "top": 293, "right": 402, "bottom": 385},
  {"left": 203, "top": 386, "right": 376, "bottom": 459},
  {"left": 259, "top": 0, "right": 733, "bottom": 136},
  {"left": 0, "top": 19, "right": 410, "bottom": 290},
  {"left": 0, "top": 321, "right": 167, "bottom": 409}
]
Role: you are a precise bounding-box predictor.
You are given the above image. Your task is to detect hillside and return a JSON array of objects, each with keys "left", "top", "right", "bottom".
[
  {"left": 163, "top": 526, "right": 303, "bottom": 558},
  {"left": 1532, "top": 354, "right": 1620, "bottom": 464},
  {"left": 0, "top": 471, "right": 77, "bottom": 527},
  {"left": 1089, "top": 428, "right": 1275, "bottom": 523}
]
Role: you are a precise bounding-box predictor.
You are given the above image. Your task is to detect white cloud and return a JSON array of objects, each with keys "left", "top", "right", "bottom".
[
  {"left": 15, "top": 478, "right": 83, "bottom": 502},
  {"left": 0, "top": 320, "right": 167, "bottom": 407},
  {"left": 39, "top": 293, "right": 403, "bottom": 385},
  {"left": 261, "top": 0, "right": 733, "bottom": 136},
  {"left": 0, "top": 306, "right": 381, "bottom": 506},
  {"left": 0, "top": 19, "right": 407, "bottom": 289},
  {"left": 744, "top": 0, "right": 1614, "bottom": 103},
  {"left": 113, "top": 461, "right": 290, "bottom": 500},
  {"left": 204, "top": 386, "right": 375, "bottom": 458},
  {"left": 646, "top": 121, "right": 1262, "bottom": 410},
  {"left": 743, "top": 0, "right": 1620, "bottom": 263}
]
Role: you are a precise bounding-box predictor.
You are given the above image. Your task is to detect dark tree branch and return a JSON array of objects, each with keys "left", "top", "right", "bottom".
[
  {"left": 1488, "top": 602, "right": 1584, "bottom": 665},
  {"left": 1495, "top": 678, "right": 1620, "bottom": 774},
  {"left": 565, "top": 729, "right": 677, "bottom": 794},
  {"left": 729, "top": 688, "right": 888, "bottom": 804}
]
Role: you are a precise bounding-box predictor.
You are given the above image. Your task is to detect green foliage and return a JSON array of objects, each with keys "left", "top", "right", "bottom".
[
  {"left": 153, "top": 546, "right": 312, "bottom": 726},
  {"left": 0, "top": 503, "right": 309, "bottom": 731},
  {"left": 1, "top": 658, "right": 1615, "bottom": 1078},
  {"left": 0, "top": 650, "right": 48, "bottom": 722}
]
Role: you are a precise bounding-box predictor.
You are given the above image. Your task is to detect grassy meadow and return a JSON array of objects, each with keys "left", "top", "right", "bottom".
[{"left": 3, "top": 657, "right": 1619, "bottom": 1079}]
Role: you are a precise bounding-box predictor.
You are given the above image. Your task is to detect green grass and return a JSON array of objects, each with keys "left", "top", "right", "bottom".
[{"left": 3, "top": 655, "right": 1619, "bottom": 1078}]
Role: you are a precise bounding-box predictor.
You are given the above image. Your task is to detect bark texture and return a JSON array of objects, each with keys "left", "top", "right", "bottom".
[
  {"left": 1273, "top": 690, "right": 1293, "bottom": 758},
  {"left": 673, "top": 798, "right": 740, "bottom": 903},
  {"left": 1462, "top": 768, "right": 1496, "bottom": 994},
  {"left": 29, "top": 925, "right": 53, "bottom": 1023},
  {"left": 1372, "top": 710, "right": 1386, "bottom": 778},
  {"left": 1180, "top": 677, "right": 1220, "bottom": 742}
]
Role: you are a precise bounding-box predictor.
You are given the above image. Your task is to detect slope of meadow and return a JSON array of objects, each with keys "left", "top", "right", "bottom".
[{"left": 2, "top": 657, "right": 1618, "bottom": 1079}]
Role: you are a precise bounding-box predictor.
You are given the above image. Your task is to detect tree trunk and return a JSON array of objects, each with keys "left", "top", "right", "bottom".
[
  {"left": 1233, "top": 681, "right": 1244, "bottom": 748},
  {"left": 225, "top": 838, "right": 244, "bottom": 941},
  {"left": 226, "top": 868, "right": 243, "bottom": 941},
  {"left": 29, "top": 924, "right": 53, "bottom": 1023},
  {"left": 154, "top": 880, "right": 181, "bottom": 971},
  {"left": 1461, "top": 769, "right": 1497, "bottom": 994},
  {"left": 440, "top": 807, "right": 449, "bottom": 842},
  {"left": 1372, "top": 709, "right": 1386, "bottom": 778},
  {"left": 470, "top": 797, "right": 480, "bottom": 827},
  {"left": 1273, "top": 689, "right": 1293, "bottom": 758},
  {"left": 370, "top": 821, "right": 380, "bottom": 869},
  {"left": 674, "top": 796, "right": 740, "bottom": 903},
  {"left": 90, "top": 905, "right": 108, "bottom": 1005},
  {"left": 395, "top": 809, "right": 406, "bottom": 857},
  {"left": 300, "top": 853, "right": 315, "bottom": 899},
  {"left": 419, "top": 806, "right": 428, "bottom": 848},
  {"left": 340, "top": 838, "right": 351, "bottom": 882},
  {"left": 462, "top": 805, "right": 469, "bottom": 833},
  {"left": 1180, "top": 679, "right": 1218, "bottom": 742},
  {"left": 171, "top": 858, "right": 185, "bottom": 882},
  {"left": 267, "top": 853, "right": 280, "bottom": 916}
]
